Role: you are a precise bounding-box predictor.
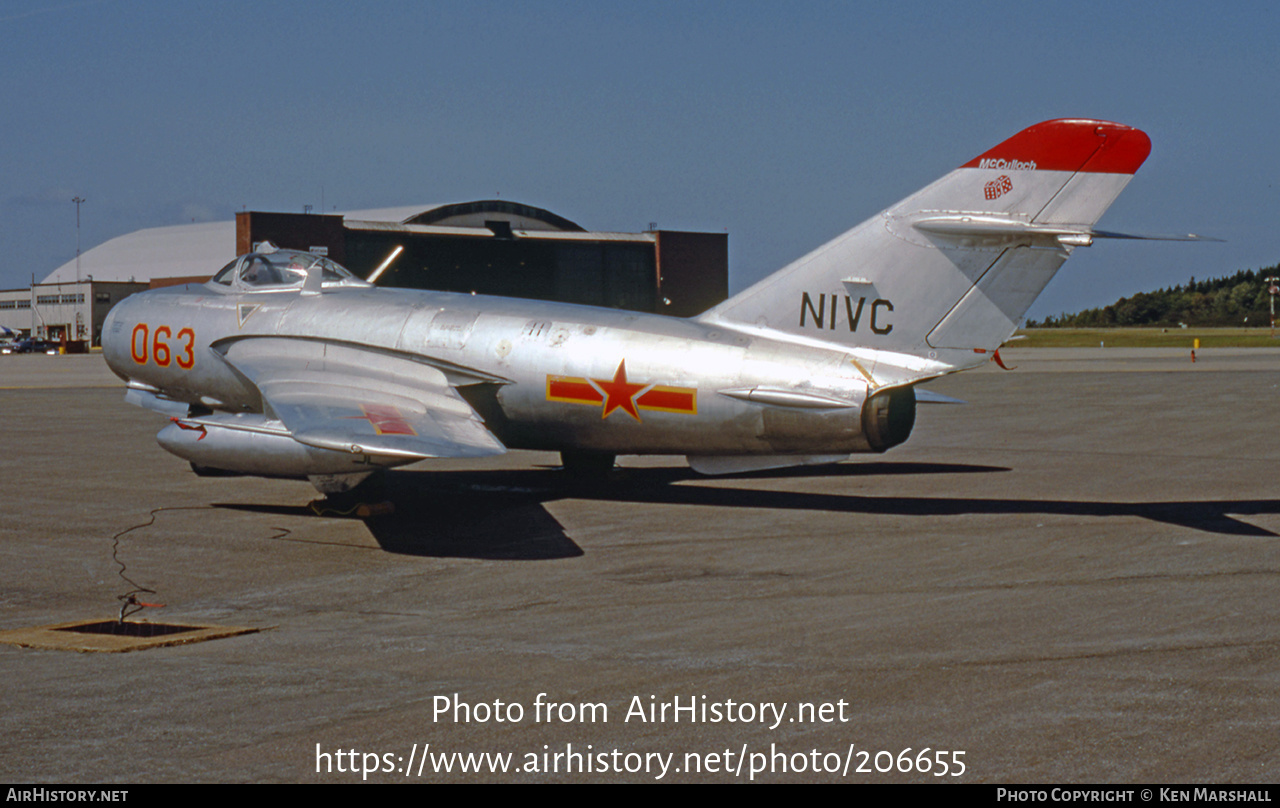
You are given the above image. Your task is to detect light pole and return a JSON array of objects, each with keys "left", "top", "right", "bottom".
[
  {"left": 72, "top": 196, "right": 85, "bottom": 283},
  {"left": 1266, "top": 275, "right": 1278, "bottom": 338}
]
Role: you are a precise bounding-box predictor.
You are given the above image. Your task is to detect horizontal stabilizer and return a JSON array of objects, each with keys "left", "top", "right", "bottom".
[
  {"left": 912, "top": 217, "right": 1222, "bottom": 248},
  {"left": 1090, "top": 230, "right": 1223, "bottom": 242},
  {"left": 914, "top": 389, "right": 966, "bottom": 405}
]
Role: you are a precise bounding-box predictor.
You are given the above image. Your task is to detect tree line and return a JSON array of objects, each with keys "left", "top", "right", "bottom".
[{"left": 1027, "top": 264, "right": 1280, "bottom": 328}]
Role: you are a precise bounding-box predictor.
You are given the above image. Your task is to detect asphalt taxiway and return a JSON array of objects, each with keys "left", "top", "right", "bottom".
[{"left": 2, "top": 349, "right": 1278, "bottom": 782}]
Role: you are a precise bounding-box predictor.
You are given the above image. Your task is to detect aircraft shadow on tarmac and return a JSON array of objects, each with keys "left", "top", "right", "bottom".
[{"left": 218, "top": 460, "right": 1280, "bottom": 560}]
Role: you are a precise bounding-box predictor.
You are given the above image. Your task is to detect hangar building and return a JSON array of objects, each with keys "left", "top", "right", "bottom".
[{"left": 2, "top": 202, "right": 727, "bottom": 348}]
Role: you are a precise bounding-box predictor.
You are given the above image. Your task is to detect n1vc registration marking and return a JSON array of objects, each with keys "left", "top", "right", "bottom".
[{"left": 800, "top": 293, "right": 894, "bottom": 334}]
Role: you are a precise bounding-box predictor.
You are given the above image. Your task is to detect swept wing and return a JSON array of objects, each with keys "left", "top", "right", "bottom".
[{"left": 205, "top": 336, "right": 506, "bottom": 461}]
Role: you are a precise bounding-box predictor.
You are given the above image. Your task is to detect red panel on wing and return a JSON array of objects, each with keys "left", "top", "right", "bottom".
[{"left": 361, "top": 404, "right": 416, "bottom": 436}]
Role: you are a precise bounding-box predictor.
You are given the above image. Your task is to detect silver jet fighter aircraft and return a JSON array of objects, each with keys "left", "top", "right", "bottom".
[{"left": 103, "top": 119, "right": 1156, "bottom": 495}]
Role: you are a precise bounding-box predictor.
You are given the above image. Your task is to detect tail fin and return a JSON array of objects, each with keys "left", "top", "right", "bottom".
[{"left": 699, "top": 119, "right": 1151, "bottom": 367}]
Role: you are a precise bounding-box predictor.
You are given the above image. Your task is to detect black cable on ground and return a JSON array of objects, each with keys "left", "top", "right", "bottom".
[{"left": 111, "top": 506, "right": 214, "bottom": 623}]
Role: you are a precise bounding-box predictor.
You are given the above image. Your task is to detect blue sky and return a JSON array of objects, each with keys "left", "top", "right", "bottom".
[{"left": 2, "top": 0, "right": 1277, "bottom": 319}]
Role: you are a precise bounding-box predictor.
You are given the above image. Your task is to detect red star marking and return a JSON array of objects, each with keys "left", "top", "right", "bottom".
[{"left": 591, "top": 360, "right": 647, "bottom": 421}]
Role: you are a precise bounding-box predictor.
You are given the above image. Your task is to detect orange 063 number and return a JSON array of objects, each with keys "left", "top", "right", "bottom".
[{"left": 130, "top": 323, "right": 195, "bottom": 369}]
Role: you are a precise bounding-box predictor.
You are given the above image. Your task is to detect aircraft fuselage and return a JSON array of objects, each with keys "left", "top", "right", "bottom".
[{"left": 103, "top": 283, "right": 894, "bottom": 460}]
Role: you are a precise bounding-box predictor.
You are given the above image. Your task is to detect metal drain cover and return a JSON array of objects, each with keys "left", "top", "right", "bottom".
[{"left": 0, "top": 619, "right": 262, "bottom": 653}]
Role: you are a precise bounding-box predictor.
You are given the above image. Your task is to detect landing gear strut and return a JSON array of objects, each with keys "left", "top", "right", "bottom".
[{"left": 560, "top": 452, "right": 617, "bottom": 477}]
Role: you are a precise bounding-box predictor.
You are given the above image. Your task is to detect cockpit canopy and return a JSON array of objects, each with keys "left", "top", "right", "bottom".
[{"left": 209, "top": 246, "right": 370, "bottom": 291}]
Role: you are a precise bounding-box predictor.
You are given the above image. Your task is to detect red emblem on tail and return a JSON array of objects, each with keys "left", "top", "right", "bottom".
[{"left": 984, "top": 174, "right": 1013, "bottom": 200}]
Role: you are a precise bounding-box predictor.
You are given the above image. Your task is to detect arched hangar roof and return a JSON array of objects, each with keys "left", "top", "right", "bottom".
[{"left": 41, "top": 202, "right": 583, "bottom": 284}]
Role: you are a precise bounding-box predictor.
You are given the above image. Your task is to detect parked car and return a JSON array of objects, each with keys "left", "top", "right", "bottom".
[{"left": 1, "top": 339, "right": 59, "bottom": 355}]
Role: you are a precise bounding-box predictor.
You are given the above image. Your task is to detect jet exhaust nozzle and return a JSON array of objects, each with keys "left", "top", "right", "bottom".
[{"left": 861, "top": 386, "right": 916, "bottom": 453}]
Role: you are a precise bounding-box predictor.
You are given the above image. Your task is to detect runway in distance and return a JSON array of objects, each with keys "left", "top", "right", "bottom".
[{"left": 103, "top": 119, "right": 1168, "bottom": 495}]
